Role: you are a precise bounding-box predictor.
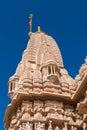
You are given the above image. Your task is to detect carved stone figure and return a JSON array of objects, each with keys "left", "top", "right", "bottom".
[
  {"left": 37, "top": 122, "right": 45, "bottom": 130},
  {"left": 25, "top": 122, "right": 33, "bottom": 130},
  {"left": 34, "top": 101, "right": 44, "bottom": 119},
  {"left": 34, "top": 122, "right": 45, "bottom": 130}
]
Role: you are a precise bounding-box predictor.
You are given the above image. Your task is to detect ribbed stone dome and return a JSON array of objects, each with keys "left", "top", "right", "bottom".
[{"left": 26, "top": 32, "right": 63, "bottom": 68}]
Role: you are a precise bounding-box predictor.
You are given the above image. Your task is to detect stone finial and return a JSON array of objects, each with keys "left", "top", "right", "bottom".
[{"left": 38, "top": 26, "right": 41, "bottom": 33}]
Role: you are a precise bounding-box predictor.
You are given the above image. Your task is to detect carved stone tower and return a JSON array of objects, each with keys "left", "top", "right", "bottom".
[{"left": 4, "top": 29, "right": 87, "bottom": 129}]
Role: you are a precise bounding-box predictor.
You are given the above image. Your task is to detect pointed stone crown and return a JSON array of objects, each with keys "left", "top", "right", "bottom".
[
  {"left": 27, "top": 31, "right": 63, "bottom": 68},
  {"left": 8, "top": 31, "right": 74, "bottom": 100}
]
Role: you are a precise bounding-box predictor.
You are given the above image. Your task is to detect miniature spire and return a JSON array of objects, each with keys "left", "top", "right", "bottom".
[
  {"left": 28, "top": 14, "right": 33, "bottom": 32},
  {"left": 38, "top": 26, "right": 41, "bottom": 33}
]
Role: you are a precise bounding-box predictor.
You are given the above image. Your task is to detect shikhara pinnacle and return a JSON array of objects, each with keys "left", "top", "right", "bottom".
[{"left": 5, "top": 19, "right": 87, "bottom": 130}]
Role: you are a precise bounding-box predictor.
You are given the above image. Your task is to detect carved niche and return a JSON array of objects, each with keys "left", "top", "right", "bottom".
[
  {"left": 45, "top": 100, "right": 64, "bottom": 119},
  {"left": 34, "top": 100, "right": 44, "bottom": 120},
  {"left": 21, "top": 101, "right": 33, "bottom": 121},
  {"left": 34, "top": 122, "right": 45, "bottom": 130}
]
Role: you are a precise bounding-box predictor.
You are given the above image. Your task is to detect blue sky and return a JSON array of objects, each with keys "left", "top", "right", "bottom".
[{"left": 0, "top": 0, "right": 87, "bottom": 129}]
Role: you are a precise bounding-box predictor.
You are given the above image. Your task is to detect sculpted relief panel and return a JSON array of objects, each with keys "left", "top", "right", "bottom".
[{"left": 7, "top": 100, "right": 85, "bottom": 130}]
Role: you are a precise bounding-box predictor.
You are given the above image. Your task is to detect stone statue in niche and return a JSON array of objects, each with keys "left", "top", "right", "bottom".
[
  {"left": 56, "top": 102, "right": 64, "bottom": 118},
  {"left": 64, "top": 106, "right": 75, "bottom": 123},
  {"left": 34, "top": 101, "right": 44, "bottom": 119},
  {"left": 34, "top": 122, "right": 45, "bottom": 130},
  {"left": 16, "top": 108, "right": 23, "bottom": 127},
  {"left": 25, "top": 122, "right": 33, "bottom": 130},
  {"left": 37, "top": 122, "right": 45, "bottom": 130},
  {"left": 21, "top": 101, "right": 33, "bottom": 118},
  {"left": 44, "top": 101, "right": 64, "bottom": 119},
  {"left": 45, "top": 102, "right": 56, "bottom": 118}
]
